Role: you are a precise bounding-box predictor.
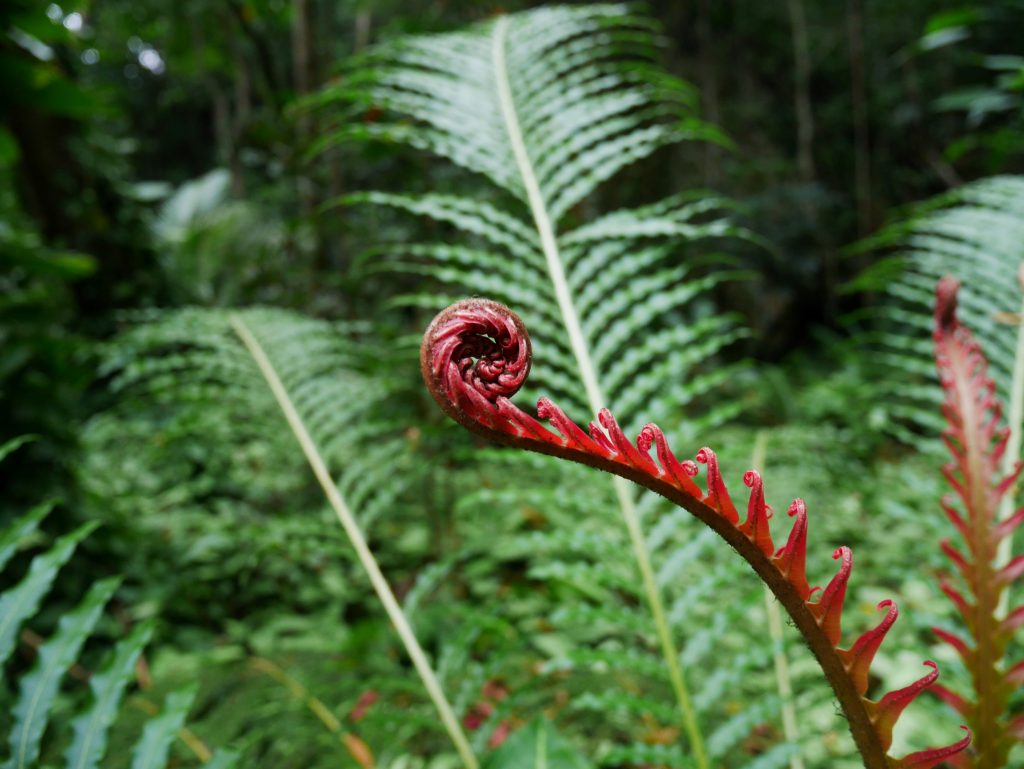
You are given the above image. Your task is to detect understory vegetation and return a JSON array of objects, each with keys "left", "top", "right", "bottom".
[{"left": 1, "top": 2, "right": 1023, "bottom": 768}]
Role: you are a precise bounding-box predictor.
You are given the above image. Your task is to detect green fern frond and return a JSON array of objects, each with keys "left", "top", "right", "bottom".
[
  {"left": 83, "top": 307, "right": 418, "bottom": 589},
  {"left": 0, "top": 501, "right": 53, "bottom": 574},
  {"left": 855, "top": 175, "right": 1024, "bottom": 438},
  {"left": 0, "top": 522, "right": 97, "bottom": 667},
  {"left": 128, "top": 686, "right": 198, "bottom": 769},
  {"left": 0, "top": 441, "right": 235, "bottom": 768},
  {"left": 4, "top": 577, "right": 121, "bottom": 769},
  {"left": 108, "top": 307, "right": 486, "bottom": 764},
  {"left": 318, "top": 5, "right": 746, "bottom": 435},
  {"left": 456, "top": 450, "right": 796, "bottom": 765},
  {"left": 64, "top": 621, "right": 156, "bottom": 769},
  {"left": 310, "top": 5, "right": 766, "bottom": 763}
]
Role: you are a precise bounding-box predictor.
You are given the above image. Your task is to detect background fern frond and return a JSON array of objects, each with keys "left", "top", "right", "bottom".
[
  {"left": 452, "top": 451, "right": 804, "bottom": 767},
  {"left": 854, "top": 175, "right": 1024, "bottom": 440},
  {"left": 0, "top": 444, "right": 215, "bottom": 768},
  {"left": 82, "top": 308, "right": 425, "bottom": 639},
  {"left": 128, "top": 686, "right": 198, "bottom": 769},
  {"left": 316, "top": 4, "right": 747, "bottom": 435},
  {"left": 312, "top": 8, "right": 761, "bottom": 763}
]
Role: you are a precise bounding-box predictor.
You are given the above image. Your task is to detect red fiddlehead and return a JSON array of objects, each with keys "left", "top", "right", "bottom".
[{"left": 421, "top": 298, "right": 969, "bottom": 769}]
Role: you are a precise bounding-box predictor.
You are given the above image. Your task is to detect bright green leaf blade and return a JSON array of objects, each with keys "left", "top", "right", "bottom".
[
  {"left": 0, "top": 126, "right": 19, "bottom": 165},
  {"left": 482, "top": 718, "right": 594, "bottom": 769},
  {"left": 129, "top": 686, "right": 198, "bottom": 769},
  {"left": 0, "top": 435, "right": 36, "bottom": 464},
  {"left": 0, "top": 522, "right": 99, "bottom": 667},
  {"left": 0, "top": 500, "right": 55, "bottom": 572},
  {"left": 4, "top": 576, "right": 121, "bottom": 769},
  {"left": 64, "top": 620, "right": 155, "bottom": 769}
]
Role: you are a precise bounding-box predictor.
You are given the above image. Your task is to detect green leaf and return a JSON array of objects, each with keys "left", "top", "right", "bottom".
[
  {"left": 482, "top": 718, "right": 594, "bottom": 769},
  {"left": 0, "top": 522, "right": 99, "bottom": 667},
  {"left": 918, "top": 27, "right": 971, "bottom": 52},
  {"left": 0, "top": 52, "right": 99, "bottom": 118},
  {"left": 0, "top": 500, "right": 54, "bottom": 572},
  {"left": 0, "top": 435, "right": 36, "bottom": 464},
  {"left": 129, "top": 686, "right": 198, "bottom": 769},
  {"left": 4, "top": 576, "right": 121, "bottom": 769},
  {"left": 923, "top": 8, "right": 980, "bottom": 35},
  {"left": 204, "top": 750, "right": 242, "bottom": 769},
  {"left": 0, "top": 127, "right": 19, "bottom": 165},
  {"left": 64, "top": 621, "right": 155, "bottom": 769}
]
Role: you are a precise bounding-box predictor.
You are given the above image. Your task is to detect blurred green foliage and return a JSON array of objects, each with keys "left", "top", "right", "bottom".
[{"left": 1, "top": 1, "right": 1023, "bottom": 767}]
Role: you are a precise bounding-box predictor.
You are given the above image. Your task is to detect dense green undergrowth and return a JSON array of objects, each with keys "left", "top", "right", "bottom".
[{"left": 2, "top": 1, "right": 1023, "bottom": 768}]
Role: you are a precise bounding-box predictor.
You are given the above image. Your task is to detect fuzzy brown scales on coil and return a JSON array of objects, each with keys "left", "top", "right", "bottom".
[{"left": 421, "top": 298, "right": 970, "bottom": 769}]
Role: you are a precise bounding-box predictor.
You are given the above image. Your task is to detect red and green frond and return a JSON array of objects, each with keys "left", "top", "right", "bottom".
[
  {"left": 932, "top": 276, "right": 1023, "bottom": 768},
  {"left": 420, "top": 298, "right": 969, "bottom": 769}
]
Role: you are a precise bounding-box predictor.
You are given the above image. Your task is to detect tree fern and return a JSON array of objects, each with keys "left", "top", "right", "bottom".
[{"left": 314, "top": 7, "right": 749, "bottom": 763}]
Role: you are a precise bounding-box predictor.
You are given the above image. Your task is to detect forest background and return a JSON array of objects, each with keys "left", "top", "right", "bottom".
[{"left": 2, "top": 1, "right": 1023, "bottom": 768}]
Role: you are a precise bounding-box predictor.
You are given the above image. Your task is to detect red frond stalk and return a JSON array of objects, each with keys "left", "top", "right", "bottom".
[
  {"left": 587, "top": 419, "right": 617, "bottom": 454},
  {"left": 933, "top": 626, "right": 973, "bottom": 664},
  {"left": 536, "top": 397, "right": 603, "bottom": 454},
  {"left": 638, "top": 424, "right": 703, "bottom": 498},
  {"left": 421, "top": 298, "right": 969, "bottom": 769},
  {"left": 939, "top": 579, "right": 975, "bottom": 628},
  {"left": 994, "top": 507, "right": 1024, "bottom": 541},
  {"left": 933, "top": 276, "right": 1021, "bottom": 768},
  {"left": 999, "top": 555, "right": 1024, "bottom": 584},
  {"left": 598, "top": 409, "right": 658, "bottom": 476},
  {"left": 940, "top": 496, "right": 971, "bottom": 542},
  {"left": 1001, "top": 605, "right": 1024, "bottom": 635}
]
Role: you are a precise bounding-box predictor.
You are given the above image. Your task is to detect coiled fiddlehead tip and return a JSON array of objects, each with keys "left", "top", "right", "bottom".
[{"left": 421, "top": 298, "right": 531, "bottom": 436}]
